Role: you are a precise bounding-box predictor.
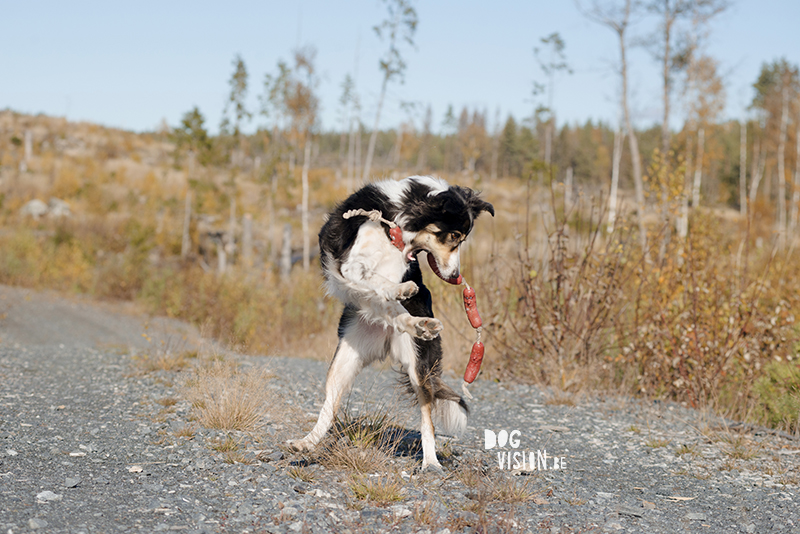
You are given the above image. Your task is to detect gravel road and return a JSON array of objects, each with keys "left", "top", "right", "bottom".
[{"left": 1, "top": 284, "right": 799, "bottom": 533}]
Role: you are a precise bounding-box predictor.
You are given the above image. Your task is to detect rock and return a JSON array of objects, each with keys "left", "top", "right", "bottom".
[
  {"left": 435, "top": 529, "right": 452, "bottom": 534},
  {"left": 48, "top": 197, "right": 71, "bottom": 217},
  {"left": 604, "top": 521, "right": 624, "bottom": 531},
  {"left": 65, "top": 477, "right": 81, "bottom": 488},
  {"left": 20, "top": 199, "right": 48, "bottom": 218},
  {"left": 617, "top": 506, "right": 643, "bottom": 518},
  {"left": 389, "top": 504, "right": 411, "bottom": 518},
  {"left": 282, "top": 506, "right": 299, "bottom": 517},
  {"left": 29, "top": 518, "right": 48, "bottom": 529},
  {"left": 36, "top": 490, "right": 62, "bottom": 501},
  {"left": 259, "top": 450, "right": 283, "bottom": 462},
  {"left": 684, "top": 513, "right": 707, "bottom": 521}
]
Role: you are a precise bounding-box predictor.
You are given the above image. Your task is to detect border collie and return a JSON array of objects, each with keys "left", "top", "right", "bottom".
[{"left": 289, "top": 175, "right": 494, "bottom": 471}]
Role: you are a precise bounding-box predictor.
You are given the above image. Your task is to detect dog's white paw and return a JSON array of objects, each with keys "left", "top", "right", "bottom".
[
  {"left": 420, "top": 460, "right": 444, "bottom": 473},
  {"left": 407, "top": 317, "right": 443, "bottom": 340},
  {"left": 394, "top": 281, "right": 419, "bottom": 301},
  {"left": 287, "top": 438, "right": 315, "bottom": 453}
]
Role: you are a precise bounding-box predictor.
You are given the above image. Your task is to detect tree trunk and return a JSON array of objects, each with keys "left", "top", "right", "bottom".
[
  {"left": 739, "top": 120, "right": 747, "bottom": 217},
  {"left": 227, "top": 192, "right": 237, "bottom": 263},
  {"left": 749, "top": 138, "right": 765, "bottom": 208},
  {"left": 242, "top": 213, "right": 253, "bottom": 269},
  {"left": 362, "top": 76, "right": 389, "bottom": 183},
  {"left": 346, "top": 116, "right": 356, "bottom": 192},
  {"left": 564, "top": 166, "right": 573, "bottom": 213},
  {"left": 280, "top": 223, "right": 292, "bottom": 279},
  {"left": 608, "top": 125, "right": 623, "bottom": 232},
  {"left": 777, "top": 85, "right": 789, "bottom": 246},
  {"left": 392, "top": 127, "right": 403, "bottom": 168},
  {"left": 216, "top": 238, "right": 227, "bottom": 275},
  {"left": 301, "top": 136, "right": 312, "bottom": 271},
  {"left": 791, "top": 123, "right": 800, "bottom": 233},
  {"left": 677, "top": 132, "right": 692, "bottom": 239},
  {"left": 355, "top": 124, "right": 362, "bottom": 187},
  {"left": 268, "top": 170, "right": 279, "bottom": 267},
  {"left": 691, "top": 128, "right": 705, "bottom": 209},
  {"left": 181, "top": 191, "right": 192, "bottom": 259},
  {"left": 619, "top": 27, "right": 648, "bottom": 252},
  {"left": 490, "top": 108, "right": 500, "bottom": 180}
]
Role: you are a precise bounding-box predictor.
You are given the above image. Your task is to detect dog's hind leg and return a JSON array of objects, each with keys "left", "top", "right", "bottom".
[
  {"left": 290, "top": 309, "right": 387, "bottom": 453},
  {"left": 391, "top": 332, "right": 442, "bottom": 472}
]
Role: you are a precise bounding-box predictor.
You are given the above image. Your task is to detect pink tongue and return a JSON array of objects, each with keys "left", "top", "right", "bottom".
[{"left": 427, "top": 253, "right": 462, "bottom": 285}]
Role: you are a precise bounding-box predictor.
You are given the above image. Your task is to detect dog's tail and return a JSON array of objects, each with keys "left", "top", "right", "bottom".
[{"left": 431, "top": 379, "right": 469, "bottom": 437}]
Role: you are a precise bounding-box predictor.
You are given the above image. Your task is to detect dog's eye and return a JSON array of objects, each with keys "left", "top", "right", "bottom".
[{"left": 449, "top": 232, "right": 462, "bottom": 243}]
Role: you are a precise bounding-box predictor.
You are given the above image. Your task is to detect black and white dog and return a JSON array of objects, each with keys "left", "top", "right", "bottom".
[{"left": 290, "top": 175, "right": 494, "bottom": 470}]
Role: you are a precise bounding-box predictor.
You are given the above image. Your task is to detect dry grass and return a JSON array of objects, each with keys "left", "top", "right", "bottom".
[
  {"left": 134, "top": 350, "right": 195, "bottom": 373},
  {"left": 288, "top": 466, "right": 316, "bottom": 483},
  {"left": 183, "top": 361, "right": 279, "bottom": 432},
  {"left": 720, "top": 434, "right": 762, "bottom": 460},
  {"left": 645, "top": 438, "right": 671, "bottom": 449},
  {"left": 210, "top": 435, "right": 239, "bottom": 452},
  {"left": 348, "top": 474, "right": 405, "bottom": 505},
  {"left": 173, "top": 425, "right": 195, "bottom": 439},
  {"left": 674, "top": 444, "right": 699, "bottom": 457},
  {"left": 310, "top": 406, "right": 402, "bottom": 474}
]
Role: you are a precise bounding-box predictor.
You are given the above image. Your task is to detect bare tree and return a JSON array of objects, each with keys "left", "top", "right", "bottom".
[
  {"left": 608, "top": 121, "right": 624, "bottom": 232},
  {"left": 776, "top": 85, "right": 789, "bottom": 246},
  {"left": 533, "top": 33, "right": 572, "bottom": 176},
  {"left": 578, "top": 0, "right": 648, "bottom": 251},
  {"left": 739, "top": 120, "right": 747, "bottom": 217},
  {"left": 792, "top": 122, "right": 800, "bottom": 233},
  {"left": 362, "top": 0, "right": 418, "bottom": 183}
]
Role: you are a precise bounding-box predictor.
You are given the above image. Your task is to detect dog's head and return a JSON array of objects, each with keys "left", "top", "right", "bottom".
[{"left": 400, "top": 183, "right": 494, "bottom": 282}]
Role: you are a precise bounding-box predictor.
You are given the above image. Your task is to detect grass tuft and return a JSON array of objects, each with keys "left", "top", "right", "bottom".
[{"left": 182, "top": 361, "right": 278, "bottom": 432}]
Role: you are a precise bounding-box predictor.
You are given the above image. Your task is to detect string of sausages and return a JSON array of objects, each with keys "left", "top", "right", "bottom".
[{"left": 342, "top": 208, "right": 486, "bottom": 399}]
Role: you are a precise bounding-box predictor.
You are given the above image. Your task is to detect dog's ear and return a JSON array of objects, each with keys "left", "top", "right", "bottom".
[{"left": 460, "top": 187, "right": 494, "bottom": 218}]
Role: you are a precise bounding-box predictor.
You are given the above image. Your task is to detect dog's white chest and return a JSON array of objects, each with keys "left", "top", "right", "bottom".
[{"left": 342, "top": 222, "right": 406, "bottom": 283}]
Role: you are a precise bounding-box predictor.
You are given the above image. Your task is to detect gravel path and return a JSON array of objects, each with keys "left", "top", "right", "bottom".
[{"left": 1, "top": 284, "right": 799, "bottom": 533}]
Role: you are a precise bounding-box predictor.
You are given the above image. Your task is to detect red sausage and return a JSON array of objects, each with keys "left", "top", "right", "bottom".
[
  {"left": 463, "top": 341, "right": 485, "bottom": 383},
  {"left": 462, "top": 286, "right": 482, "bottom": 329},
  {"left": 389, "top": 226, "right": 405, "bottom": 251}
]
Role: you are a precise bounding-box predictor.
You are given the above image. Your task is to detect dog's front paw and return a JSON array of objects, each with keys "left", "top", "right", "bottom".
[
  {"left": 287, "top": 438, "right": 315, "bottom": 453},
  {"left": 410, "top": 317, "right": 443, "bottom": 340},
  {"left": 394, "top": 281, "right": 419, "bottom": 301}
]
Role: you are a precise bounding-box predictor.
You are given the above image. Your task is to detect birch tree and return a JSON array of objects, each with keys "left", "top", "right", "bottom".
[
  {"left": 362, "top": 0, "right": 418, "bottom": 183},
  {"left": 578, "top": 0, "right": 648, "bottom": 251}
]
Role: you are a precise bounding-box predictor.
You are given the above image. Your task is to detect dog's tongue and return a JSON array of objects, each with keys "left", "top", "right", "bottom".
[{"left": 427, "top": 253, "right": 462, "bottom": 285}]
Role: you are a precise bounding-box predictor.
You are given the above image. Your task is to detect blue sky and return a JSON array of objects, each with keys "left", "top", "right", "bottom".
[{"left": 2, "top": 1, "right": 798, "bottom": 134}]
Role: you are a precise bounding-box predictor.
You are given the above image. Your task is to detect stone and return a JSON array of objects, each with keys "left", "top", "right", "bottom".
[
  {"left": 48, "top": 197, "right": 71, "bottom": 218},
  {"left": 20, "top": 199, "right": 48, "bottom": 218},
  {"left": 29, "top": 518, "right": 48, "bottom": 529},
  {"left": 684, "top": 513, "right": 707, "bottom": 521},
  {"left": 65, "top": 477, "right": 81, "bottom": 488},
  {"left": 36, "top": 490, "right": 62, "bottom": 501}
]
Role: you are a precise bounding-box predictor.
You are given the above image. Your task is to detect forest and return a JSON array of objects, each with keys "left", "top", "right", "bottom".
[{"left": 1, "top": 0, "right": 800, "bottom": 434}]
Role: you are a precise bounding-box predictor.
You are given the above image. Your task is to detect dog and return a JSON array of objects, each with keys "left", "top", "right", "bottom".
[{"left": 289, "top": 175, "right": 494, "bottom": 470}]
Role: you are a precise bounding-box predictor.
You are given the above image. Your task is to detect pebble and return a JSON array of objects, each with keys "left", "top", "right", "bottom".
[
  {"left": 28, "top": 518, "right": 48, "bottom": 529},
  {"left": 685, "top": 513, "right": 707, "bottom": 521},
  {"left": 65, "top": 477, "right": 81, "bottom": 488},
  {"left": 36, "top": 490, "right": 63, "bottom": 501}
]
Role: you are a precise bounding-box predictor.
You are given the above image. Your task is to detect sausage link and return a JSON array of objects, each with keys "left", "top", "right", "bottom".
[
  {"left": 462, "top": 286, "right": 482, "bottom": 329},
  {"left": 463, "top": 341, "right": 485, "bottom": 383}
]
